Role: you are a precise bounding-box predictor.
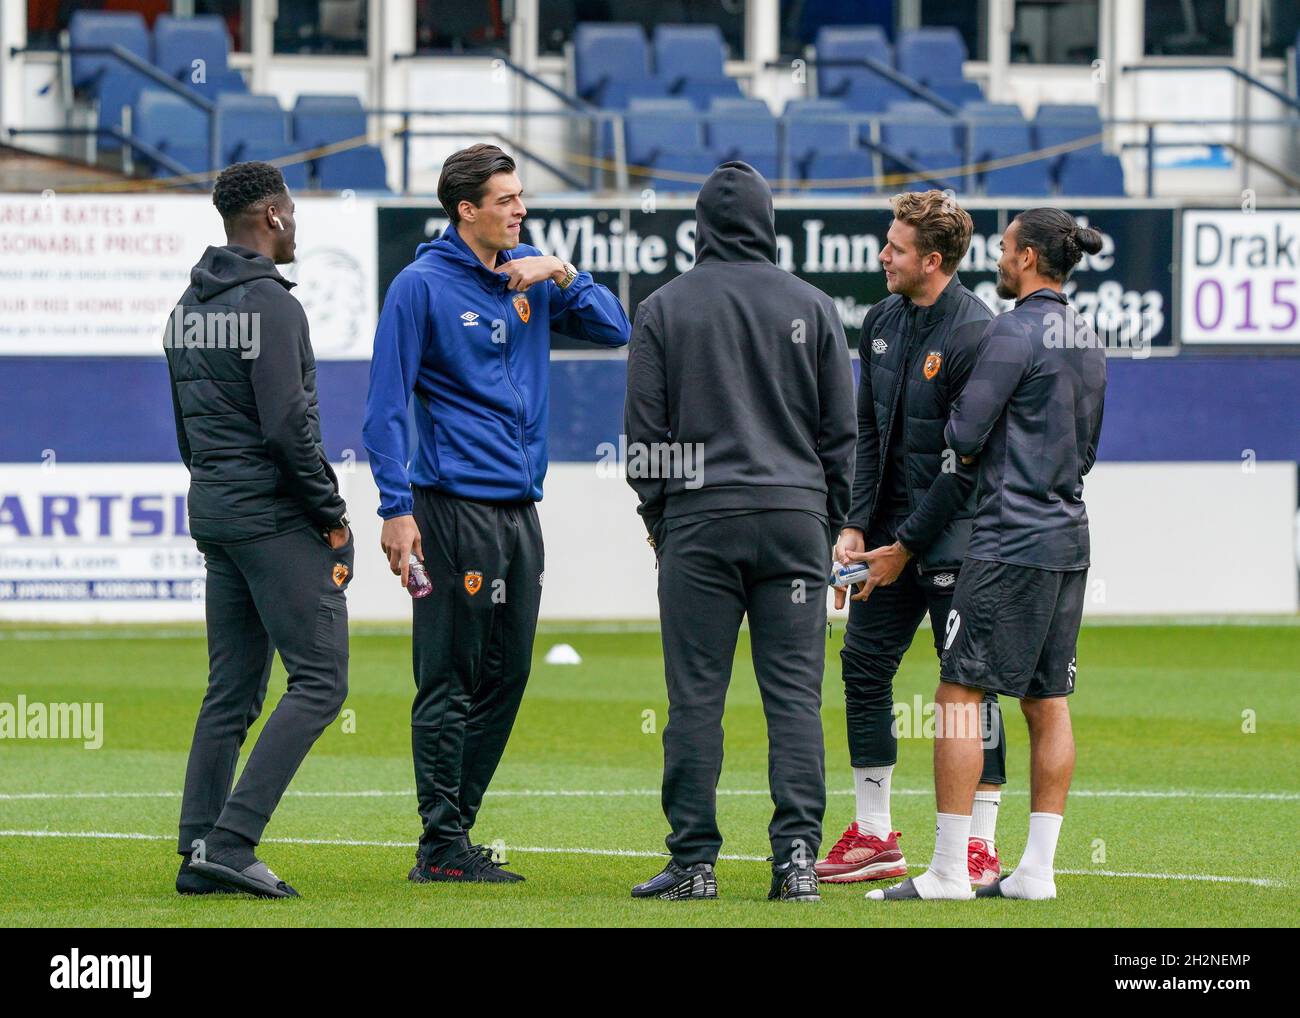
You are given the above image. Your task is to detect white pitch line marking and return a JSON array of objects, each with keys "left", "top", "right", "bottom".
[
  {"left": 1, "top": 787, "right": 1296, "bottom": 802},
  {"left": 0, "top": 829, "right": 1283, "bottom": 887}
]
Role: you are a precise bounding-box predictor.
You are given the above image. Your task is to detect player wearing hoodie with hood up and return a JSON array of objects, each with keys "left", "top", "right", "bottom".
[{"left": 625, "top": 161, "right": 856, "bottom": 903}]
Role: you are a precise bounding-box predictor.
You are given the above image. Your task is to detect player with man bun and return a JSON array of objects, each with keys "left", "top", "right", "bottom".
[{"left": 870, "top": 208, "right": 1106, "bottom": 902}]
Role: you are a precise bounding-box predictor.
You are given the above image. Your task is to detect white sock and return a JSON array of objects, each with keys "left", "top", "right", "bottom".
[
  {"left": 1017, "top": 811, "right": 1063, "bottom": 875},
  {"left": 853, "top": 765, "right": 893, "bottom": 839},
  {"left": 971, "top": 791, "right": 1001, "bottom": 848},
  {"left": 905, "top": 812, "right": 973, "bottom": 899}
]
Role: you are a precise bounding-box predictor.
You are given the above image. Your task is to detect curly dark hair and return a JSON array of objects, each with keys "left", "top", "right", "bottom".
[{"left": 212, "top": 161, "right": 287, "bottom": 222}]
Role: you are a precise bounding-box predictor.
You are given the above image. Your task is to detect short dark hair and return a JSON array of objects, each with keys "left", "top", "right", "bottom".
[
  {"left": 437, "top": 144, "right": 516, "bottom": 224},
  {"left": 212, "top": 161, "right": 287, "bottom": 222},
  {"left": 1012, "top": 207, "right": 1104, "bottom": 282}
]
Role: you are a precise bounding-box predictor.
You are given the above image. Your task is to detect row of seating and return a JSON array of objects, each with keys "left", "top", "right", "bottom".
[
  {"left": 574, "top": 22, "right": 742, "bottom": 109},
  {"left": 814, "top": 25, "right": 983, "bottom": 109},
  {"left": 622, "top": 97, "right": 1125, "bottom": 195},
  {"left": 131, "top": 90, "right": 389, "bottom": 191},
  {"left": 69, "top": 11, "right": 387, "bottom": 191}
]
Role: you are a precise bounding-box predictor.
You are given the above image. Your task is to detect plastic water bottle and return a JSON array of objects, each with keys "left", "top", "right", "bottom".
[
  {"left": 830, "top": 561, "right": 870, "bottom": 588},
  {"left": 407, "top": 555, "right": 432, "bottom": 599}
]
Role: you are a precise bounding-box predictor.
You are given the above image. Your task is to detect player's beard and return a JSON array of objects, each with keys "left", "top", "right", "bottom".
[{"left": 995, "top": 268, "right": 1017, "bottom": 301}]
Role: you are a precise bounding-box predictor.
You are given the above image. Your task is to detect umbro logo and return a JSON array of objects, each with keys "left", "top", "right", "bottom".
[
  {"left": 460, "top": 311, "right": 480, "bottom": 326},
  {"left": 932, "top": 572, "right": 956, "bottom": 588},
  {"left": 872, "top": 336, "right": 888, "bottom": 355}
]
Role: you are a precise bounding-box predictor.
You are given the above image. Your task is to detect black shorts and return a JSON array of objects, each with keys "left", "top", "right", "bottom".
[{"left": 939, "top": 559, "right": 1087, "bottom": 700}]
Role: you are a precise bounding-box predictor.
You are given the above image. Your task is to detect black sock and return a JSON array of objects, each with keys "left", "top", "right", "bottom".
[{"left": 199, "top": 828, "right": 257, "bottom": 870}]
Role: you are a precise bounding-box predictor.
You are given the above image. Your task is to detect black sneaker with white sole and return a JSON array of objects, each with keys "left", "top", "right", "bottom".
[
  {"left": 769, "top": 862, "right": 820, "bottom": 902},
  {"left": 631, "top": 860, "right": 718, "bottom": 900},
  {"left": 408, "top": 845, "right": 523, "bottom": 884}
]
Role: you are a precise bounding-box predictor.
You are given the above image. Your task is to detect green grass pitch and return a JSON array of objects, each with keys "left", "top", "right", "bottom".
[{"left": 0, "top": 619, "right": 1296, "bottom": 927}]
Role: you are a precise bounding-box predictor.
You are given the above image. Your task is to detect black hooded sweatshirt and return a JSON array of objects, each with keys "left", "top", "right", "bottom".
[
  {"left": 165, "top": 244, "right": 346, "bottom": 544},
  {"left": 623, "top": 161, "right": 856, "bottom": 545}
]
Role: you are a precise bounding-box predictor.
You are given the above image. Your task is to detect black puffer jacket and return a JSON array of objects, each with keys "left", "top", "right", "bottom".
[
  {"left": 165, "top": 244, "right": 346, "bottom": 544},
  {"left": 846, "top": 273, "right": 991, "bottom": 573}
]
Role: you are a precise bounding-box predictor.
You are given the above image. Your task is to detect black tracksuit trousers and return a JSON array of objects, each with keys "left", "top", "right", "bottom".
[
  {"left": 410, "top": 486, "right": 544, "bottom": 860},
  {"left": 657, "top": 509, "right": 829, "bottom": 868},
  {"left": 840, "top": 519, "right": 1006, "bottom": 784},
  {"left": 179, "top": 526, "right": 353, "bottom": 854}
]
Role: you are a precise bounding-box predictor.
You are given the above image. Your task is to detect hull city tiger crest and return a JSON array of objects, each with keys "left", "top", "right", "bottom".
[
  {"left": 332, "top": 563, "right": 349, "bottom": 587},
  {"left": 923, "top": 351, "right": 943, "bottom": 380},
  {"left": 463, "top": 570, "right": 484, "bottom": 596},
  {"left": 512, "top": 294, "right": 530, "bottom": 324}
]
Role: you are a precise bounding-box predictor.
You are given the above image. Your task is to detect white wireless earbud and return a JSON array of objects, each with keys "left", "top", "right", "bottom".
[{"left": 272, "top": 216, "right": 284, "bottom": 231}]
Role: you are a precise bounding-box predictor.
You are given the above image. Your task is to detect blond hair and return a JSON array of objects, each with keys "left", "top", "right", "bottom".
[{"left": 889, "top": 190, "right": 973, "bottom": 275}]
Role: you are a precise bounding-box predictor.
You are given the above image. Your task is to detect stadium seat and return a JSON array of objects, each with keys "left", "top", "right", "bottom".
[
  {"left": 574, "top": 22, "right": 657, "bottom": 108},
  {"left": 1057, "top": 152, "right": 1126, "bottom": 195},
  {"left": 95, "top": 66, "right": 155, "bottom": 151},
  {"left": 622, "top": 97, "right": 714, "bottom": 190},
  {"left": 814, "top": 25, "right": 912, "bottom": 111},
  {"left": 803, "top": 150, "right": 876, "bottom": 193},
  {"left": 895, "top": 27, "right": 968, "bottom": 90},
  {"left": 783, "top": 98, "right": 856, "bottom": 163},
  {"left": 293, "top": 95, "right": 389, "bottom": 191},
  {"left": 962, "top": 101, "right": 1026, "bottom": 119},
  {"left": 676, "top": 78, "right": 744, "bottom": 110},
  {"left": 1034, "top": 103, "right": 1105, "bottom": 168},
  {"left": 133, "top": 88, "right": 209, "bottom": 176},
  {"left": 651, "top": 24, "right": 727, "bottom": 89},
  {"left": 215, "top": 93, "right": 307, "bottom": 189},
  {"left": 929, "top": 79, "right": 984, "bottom": 105},
  {"left": 153, "top": 14, "right": 230, "bottom": 83},
  {"left": 879, "top": 101, "right": 966, "bottom": 190},
  {"left": 707, "top": 97, "right": 779, "bottom": 181},
  {"left": 69, "top": 11, "right": 150, "bottom": 95},
  {"left": 966, "top": 113, "right": 1052, "bottom": 195}
]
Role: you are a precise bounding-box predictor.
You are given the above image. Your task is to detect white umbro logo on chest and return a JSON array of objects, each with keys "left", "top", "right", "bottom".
[
  {"left": 872, "top": 336, "right": 887, "bottom": 355},
  {"left": 460, "top": 311, "right": 480, "bottom": 326}
]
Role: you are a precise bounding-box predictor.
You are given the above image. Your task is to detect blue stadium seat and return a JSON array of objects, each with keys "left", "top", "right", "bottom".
[
  {"left": 185, "top": 68, "right": 249, "bottom": 101},
  {"left": 895, "top": 27, "right": 968, "bottom": 90},
  {"left": 878, "top": 103, "right": 966, "bottom": 191},
  {"left": 814, "top": 25, "right": 912, "bottom": 111},
  {"left": 153, "top": 14, "right": 230, "bottom": 83},
  {"left": 707, "top": 98, "right": 778, "bottom": 169},
  {"left": 1034, "top": 103, "right": 1104, "bottom": 168},
  {"left": 803, "top": 151, "right": 876, "bottom": 193},
  {"left": 676, "top": 78, "right": 744, "bottom": 110},
  {"left": 133, "top": 89, "right": 209, "bottom": 176},
  {"left": 624, "top": 98, "right": 703, "bottom": 165},
  {"left": 215, "top": 93, "right": 308, "bottom": 189},
  {"left": 317, "top": 146, "right": 390, "bottom": 191},
  {"left": 95, "top": 66, "right": 154, "bottom": 151},
  {"left": 783, "top": 98, "right": 856, "bottom": 164},
  {"left": 652, "top": 24, "right": 727, "bottom": 88},
  {"left": 573, "top": 22, "right": 654, "bottom": 107},
  {"left": 69, "top": 11, "right": 150, "bottom": 94},
  {"left": 1057, "top": 152, "right": 1125, "bottom": 195},
  {"left": 293, "top": 94, "right": 389, "bottom": 191},
  {"left": 813, "top": 25, "right": 890, "bottom": 95},
  {"left": 966, "top": 113, "right": 1050, "bottom": 194}
]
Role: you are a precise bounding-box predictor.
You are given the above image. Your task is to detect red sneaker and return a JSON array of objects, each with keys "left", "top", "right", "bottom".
[
  {"left": 968, "top": 837, "right": 1000, "bottom": 887},
  {"left": 814, "top": 823, "right": 908, "bottom": 883}
]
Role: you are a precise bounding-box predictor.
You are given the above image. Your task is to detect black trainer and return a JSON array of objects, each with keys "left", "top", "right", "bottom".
[
  {"left": 631, "top": 860, "right": 718, "bottom": 900},
  {"left": 408, "top": 844, "right": 523, "bottom": 884},
  {"left": 769, "top": 862, "right": 820, "bottom": 902}
]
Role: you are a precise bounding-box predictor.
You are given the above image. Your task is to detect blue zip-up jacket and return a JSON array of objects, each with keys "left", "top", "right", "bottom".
[{"left": 363, "top": 224, "right": 630, "bottom": 517}]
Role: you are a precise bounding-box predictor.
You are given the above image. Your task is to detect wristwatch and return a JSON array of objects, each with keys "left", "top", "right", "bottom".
[
  {"left": 556, "top": 261, "right": 578, "bottom": 290},
  {"left": 327, "top": 513, "right": 350, "bottom": 531}
]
